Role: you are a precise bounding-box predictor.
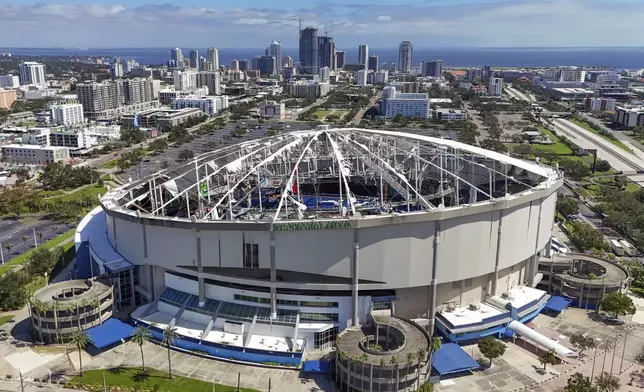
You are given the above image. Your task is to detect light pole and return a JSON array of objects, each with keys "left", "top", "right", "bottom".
[
  {"left": 0, "top": 241, "right": 4, "bottom": 265},
  {"left": 33, "top": 228, "right": 37, "bottom": 248}
]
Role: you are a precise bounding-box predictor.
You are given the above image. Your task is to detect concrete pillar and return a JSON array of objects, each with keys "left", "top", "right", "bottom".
[
  {"left": 196, "top": 229, "right": 205, "bottom": 306},
  {"left": 528, "top": 200, "right": 544, "bottom": 286},
  {"left": 427, "top": 221, "right": 441, "bottom": 335},
  {"left": 352, "top": 229, "right": 360, "bottom": 327},
  {"left": 141, "top": 217, "right": 154, "bottom": 302},
  {"left": 129, "top": 268, "right": 135, "bottom": 307},
  {"left": 370, "top": 363, "right": 373, "bottom": 392},
  {"left": 270, "top": 230, "right": 277, "bottom": 319},
  {"left": 492, "top": 210, "right": 505, "bottom": 296}
]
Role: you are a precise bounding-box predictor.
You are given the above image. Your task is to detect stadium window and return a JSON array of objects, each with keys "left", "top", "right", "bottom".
[{"left": 244, "top": 243, "right": 259, "bottom": 268}]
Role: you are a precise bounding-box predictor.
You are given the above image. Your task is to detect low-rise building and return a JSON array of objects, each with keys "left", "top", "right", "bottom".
[
  {"left": 0, "top": 75, "right": 19, "bottom": 88},
  {"left": 121, "top": 108, "right": 204, "bottom": 131},
  {"left": 380, "top": 86, "right": 430, "bottom": 119},
  {"left": 470, "top": 85, "right": 488, "bottom": 96},
  {"left": 1, "top": 144, "right": 70, "bottom": 165},
  {"left": 171, "top": 96, "right": 229, "bottom": 115},
  {"left": 50, "top": 103, "right": 85, "bottom": 126},
  {"left": 0, "top": 89, "right": 17, "bottom": 109},
  {"left": 158, "top": 87, "right": 209, "bottom": 105},
  {"left": 433, "top": 108, "right": 467, "bottom": 121},
  {"left": 287, "top": 81, "right": 330, "bottom": 97},
  {"left": 374, "top": 69, "right": 389, "bottom": 85},
  {"left": 259, "top": 100, "right": 286, "bottom": 119},
  {"left": 586, "top": 97, "right": 617, "bottom": 112},
  {"left": 615, "top": 106, "right": 644, "bottom": 128}
]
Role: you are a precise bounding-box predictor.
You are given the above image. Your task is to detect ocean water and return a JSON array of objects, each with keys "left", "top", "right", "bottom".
[{"left": 1, "top": 47, "right": 643, "bottom": 69}]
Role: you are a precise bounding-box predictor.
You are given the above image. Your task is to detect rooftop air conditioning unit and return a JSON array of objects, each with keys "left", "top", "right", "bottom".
[{"left": 469, "top": 303, "right": 481, "bottom": 311}]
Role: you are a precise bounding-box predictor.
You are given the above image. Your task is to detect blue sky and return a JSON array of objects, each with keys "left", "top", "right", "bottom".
[{"left": 0, "top": 0, "right": 643, "bottom": 48}]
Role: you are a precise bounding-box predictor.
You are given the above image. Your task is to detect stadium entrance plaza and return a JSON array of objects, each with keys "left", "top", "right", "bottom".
[{"left": 1, "top": 307, "right": 644, "bottom": 392}]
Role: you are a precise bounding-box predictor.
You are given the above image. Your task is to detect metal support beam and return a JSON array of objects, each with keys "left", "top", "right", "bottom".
[
  {"left": 352, "top": 229, "right": 360, "bottom": 327},
  {"left": 492, "top": 210, "right": 505, "bottom": 296},
  {"left": 427, "top": 221, "right": 440, "bottom": 335}
]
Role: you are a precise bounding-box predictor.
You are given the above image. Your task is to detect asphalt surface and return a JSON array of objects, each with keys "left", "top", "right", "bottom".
[{"left": 0, "top": 217, "right": 69, "bottom": 264}]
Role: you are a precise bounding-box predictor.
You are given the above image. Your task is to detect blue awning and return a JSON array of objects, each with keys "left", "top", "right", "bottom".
[
  {"left": 432, "top": 343, "right": 480, "bottom": 375},
  {"left": 303, "top": 360, "right": 330, "bottom": 373},
  {"left": 86, "top": 318, "right": 135, "bottom": 349},
  {"left": 544, "top": 296, "right": 572, "bottom": 313}
]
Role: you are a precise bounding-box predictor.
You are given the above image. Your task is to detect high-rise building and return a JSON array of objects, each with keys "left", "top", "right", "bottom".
[
  {"left": 196, "top": 71, "right": 221, "bottom": 95},
  {"left": 422, "top": 60, "right": 443, "bottom": 78},
  {"left": 257, "top": 56, "right": 277, "bottom": 76},
  {"left": 51, "top": 104, "right": 85, "bottom": 126},
  {"left": 282, "top": 56, "right": 293, "bottom": 68},
  {"left": 375, "top": 69, "right": 389, "bottom": 85},
  {"left": 170, "top": 48, "right": 184, "bottom": 69},
  {"left": 122, "top": 59, "right": 138, "bottom": 73},
  {"left": 398, "top": 41, "right": 413, "bottom": 74},
  {"left": 173, "top": 70, "right": 198, "bottom": 90},
  {"left": 317, "top": 36, "right": 336, "bottom": 71},
  {"left": 358, "top": 45, "right": 369, "bottom": 67},
  {"left": 356, "top": 70, "right": 368, "bottom": 87},
  {"left": 368, "top": 55, "right": 379, "bottom": 72},
  {"left": 189, "top": 50, "right": 200, "bottom": 69},
  {"left": 380, "top": 86, "right": 430, "bottom": 118},
  {"left": 0, "top": 75, "right": 20, "bottom": 88},
  {"left": 123, "top": 78, "right": 155, "bottom": 105},
  {"left": 488, "top": 77, "right": 504, "bottom": 96},
  {"left": 251, "top": 57, "right": 260, "bottom": 70},
  {"left": 239, "top": 60, "right": 249, "bottom": 72},
  {"left": 299, "top": 27, "right": 319, "bottom": 74},
  {"left": 230, "top": 60, "right": 240, "bottom": 71},
  {"left": 76, "top": 80, "right": 124, "bottom": 114},
  {"left": 268, "top": 41, "right": 282, "bottom": 71},
  {"left": 319, "top": 66, "right": 330, "bottom": 82},
  {"left": 19, "top": 62, "right": 46, "bottom": 87},
  {"left": 110, "top": 63, "right": 123, "bottom": 79},
  {"left": 335, "top": 51, "right": 346, "bottom": 70},
  {"left": 207, "top": 48, "right": 219, "bottom": 70}
]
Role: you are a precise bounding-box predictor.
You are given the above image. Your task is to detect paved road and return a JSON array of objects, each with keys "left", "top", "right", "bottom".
[{"left": 349, "top": 90, "right": 381, "bottom": 125}]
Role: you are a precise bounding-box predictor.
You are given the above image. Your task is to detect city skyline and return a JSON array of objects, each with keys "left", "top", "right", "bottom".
[{"left": 0, "top": 0, "right": 644, "bottom": 48}]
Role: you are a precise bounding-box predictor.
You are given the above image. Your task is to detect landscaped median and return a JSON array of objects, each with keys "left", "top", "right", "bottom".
[
  {"left": 69, "top": 368, "right": 260, "bottom": 392},
  {"left": 569, "top": 118, "right": 633, "bottom": 153}
]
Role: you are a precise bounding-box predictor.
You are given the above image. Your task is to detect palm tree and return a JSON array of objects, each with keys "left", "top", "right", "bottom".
[
  {"left": 379, "top": 357, "right": 386, "bottom": 392},
  {"left": 162, "top": 326, "right": 178, "bottom": 379},
  {"left": 417, "top": 348, "right": 426, "bottom": 390},
  {"left": 132, "top": 325, "right": 152, "bottom": 370},
  {"left": 429, "top": 337, "right": 442, "bottom": 371},
  {"left": 595, "top": 371, "right": 620, "bottom": 392},
  {"left": 21, "top": 235, "right": 29, "bottom": 249},
  {"left": 360, "top": 353, "right": 368, "bottom": 391},
  {"left": 407, "top": 351, "right": 416, "bottom": 388},
  {"left": 4, "top": 242, "right": 12, "bottom": 255},
  {"left": 51, "top": 225, "right": 58, "bottom": 234},
  {"left": 67, "top": 329, "right": 92, "bottom": 377},
  {"left": 36, "top": 231, "right": 44, "bottom": 246}
]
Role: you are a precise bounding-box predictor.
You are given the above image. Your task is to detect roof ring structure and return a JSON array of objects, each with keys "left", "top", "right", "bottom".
[{"left": 106, "top": 128, "right": 560, "bottom": 223}]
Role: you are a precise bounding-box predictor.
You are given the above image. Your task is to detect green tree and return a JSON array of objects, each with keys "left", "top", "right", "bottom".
[
  {"left": 539, "top": 349, "right": 557, "bottom": 371},
  {"left": 595, "top": 159, "right": 611, "bottom": 173},
  {"left": 21, "top": 235, "right": 29, "bottom": 249},
  {"left": 162, "top": 326, "right": 178, "bottom": 379},
  {"left": 595, "top": 372, "right": 620, "bottom": 392},
  {"left": 160, "top": 160, "right": 170, "bottom": 169},
  {"left": 36, "top": 231, "right": 44, "bottom": 246},
  {"left": 120, "top": 128, "right": 146, "bottom": 144},
  {"left": 148, "top": 138, "right": 169, "bottom": 154},
  {"left": 558, "top": 158, "right": 591, "bottom": 181},
  {"left": 4, "top": 242, "right": 12, "bottom": 255},
  {"left": 0, "top": 271, "right": 29, "bottom": 311},
  {"left": 477, "top": 336, "right": 506, "bottom": 367},
  {"left": 178, "top": 149, "right": 195, "bottom": 162},
  {"left": 27, "top": 247, "right": 62, "bottom": 278},
  {"left": 563, "top": 373, "right": 597, "bottom": 392},
  {"left": 556, "top": 196, "right": 579, "bottom": 217},
  {"left": 13, "top": 167, "right": 30, "bottom": 182},
  {"left": 67, "top": 329, "right": 92, "bottom": 376},
  {"left": 480, "top": 138, "right": 507, "bottom": 153},
  {"left": 569, "top": 221, "right": 606, "bottom": 251},
  {"left": 131, "top": 325, "right": 152, "bottom": 370},
  {"left": 569, "top": 333, "right": 596, "bottom": 356},
  {"left": 600, "top": 292, "right": 636, "bottom": 319},
  {"left": 512, "top": 143, "right": 534, "bottom": 158},
  {"left": 116, "top": 155, "right": 132, "bottom": 172}
]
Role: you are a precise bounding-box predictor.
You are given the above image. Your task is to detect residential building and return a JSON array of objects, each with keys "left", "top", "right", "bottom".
[
  {"left": 586, "top": 97, "right": 617, "bottom": 112},
  {"left": 433, "top": 108, "right": 467, "bottom": 121},
  {"left": 170, "top": 48, "right": 184, "bottom": 69},
  {"left": 122, "top": 59, "right": 138, "bottom": 73},
  {"left": 356, "top": 70, "right": 368, "bottom": 87},
  {"left": 196, "top": 71, "right": 221, "bottom": 95},
  {"left": 0, "top": 75, "right": 19, "bottom": 88},
  {"left": 318, "top": 36, "right": 335, "bottom": 71},
  {"left": 171, "top": 96, "right": 229, "bottom": 115},
  {"left": 123, "top": 78, "right": 155, "bottom": 105},
  {"left": 398, "top": 41, "right": 413, "bottom": 74},
  {"left": 471, "top": 85, "right": 488, "bottom": 96},
  {"left": 381, "top": 62, "right": 396, "bottom": 73},
  {"left": 615, "top": 106, "right": 644, "bottom": 128},
  {"left": 259, "top": 100, "right": 286, "bottom": 119},
  {"left": 335, "top": 51, "right": 346, "bottom": 70},
  {"left": 299, "top": 27, "right": 319, "bottom": 74},
  {"left": 257, "top": 56, "right": 277, "bottom": 76},
  {"left": 19, "top": 62, "right": 46, "bottom": 87},
  {"left": 368, "top": 55, "right": 379, "bottom": 72},
  {"left": 238, "top": 60, "right": 249, "bottom": 72},
  {"left": 76, "top": 79, "right": 159, "bottom": 120},
  {"left": 594, "top": 73, "right": 630, "bottom": 101},
  {"left": 375, "top": 70, "right": 389, "bottom": 85},
  {"left": 268, "top": 41, "right": 282, "bottom": 72},
  {"left": 50, "top": 104, "right": 85, "bottom": 126},
  {"left": 467, "top": 68, "right": 485, "bottom": 81},
  {"left": 173, "top": 70, "right": 198, "bottom": 90},
  {"left": 283, "top": 67, "right": 297, "bottom": 79},
  {"left": 207, "top": 48, "right": 219, "bottom": 70},
  {"left": 158, "top": 87, "right": 209, "bottom": 104},
  {"left": 422, "top": 60, "right": 443, "bottom": 78},
  {"left": 110, "top": 63, "right": 123, "bottom": 79},
  {"left": 488, "top": 78, "right": 504, "bottom": 96},
  {"left": 1, "top": 144, "right": 70, "bottom": 165},
  {"left": 230, "top": 60, "right": 240, "bottom": 71},
  {"left": 287, "top": 81, "right": 330, "bottom": 97},
  {"left": 380, "top": 86, "right": 430, "bottom": 118},
  {"left": 0, "top": 89, "right": 17, "bottom": 109},
  {"left": 358, "top": 45, "right": 369, "bottom": 67},
  {"left": 189, "top": 50, "right": 200, "bottom": 69},
  {"left": 319, "top": 67, "right": 331, "bottom": 82},
  {"left": 282, "top": 56, "right": 294, "bottom": 68}
]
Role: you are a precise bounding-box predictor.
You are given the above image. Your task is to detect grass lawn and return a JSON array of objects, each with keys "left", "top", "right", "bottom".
[
  {"left": 0, "top": 315, "right": 14, "bottom": 327},
  {"left": 71, "top": 368, "right": 260, "bottom": 392},
  {"left": 57, "top": 184, "right": 108, "bottom": 202},
  {"left": 313, "top": 109, "right": 332, "bottom": 119},
  {"left": 0, "top": 228, "right": 76, "bottom": 276},
  {"left": 536, "top": 126, "right": 573, "bottom": 155},
  {"left": 626, "top": 182, "right": 641, "bottom": 192},
  {"left": 103, "top": 159, "right": 119, "bottom": 169},
  {"left": 569, "top": 118, "right": 633, "bottom": 153}
]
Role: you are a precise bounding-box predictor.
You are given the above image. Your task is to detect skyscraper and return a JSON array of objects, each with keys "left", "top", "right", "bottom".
[
  {"left": 207, "top": 48, "right": 219, "bottom": 70},
  {"left": 358, "top": 45, "right": 369, "bottom": 68},
  {"left": 110, "top": 63, "right": 123, "bottom": 79},
  {"left": 230, "top": 60, "right": 240, "bottom": 71},
  {"left": 189, "top": 50, "right": 200, "bottom": 69},
  {"left": 299, "top": 27, "right": 318, "bottom": 74},
  {"left": 257, "top": 56, "right": 276, "bottom": 76},
  {"left": 268, "top": 41, "right": 282, "bottom": 71},
  {"left": 239, "top": 60, "right": 249, "bottom": 71},
  {"left": 170, "top": 48, "right": 184, "bottom": 69},
  {"left": 422, "top": 60, "right": 443, "bottom": 77},
  {"left": 398, "top": 41, "right": 413, "bottom": 74},
  {"left": 335, "top": 51, "right": 346, "bottom": 70},
  {"left": 19, "top": 62, "right": 46, "bottom": 86},
  {"left": 282, "top": 56, "right": 293, "bottom": 68},
  {"left": 368, "top": 55, "right": 379, "bottom": 72},
  {"left": 318, "top": 36, "right": 335, "bottom": 70}
]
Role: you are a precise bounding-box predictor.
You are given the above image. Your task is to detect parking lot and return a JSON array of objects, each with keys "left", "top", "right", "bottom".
[{"left": 0, "top": 216, "right": 69, "bottom": 264}]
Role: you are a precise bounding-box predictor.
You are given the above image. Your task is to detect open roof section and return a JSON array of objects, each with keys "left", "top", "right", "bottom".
[{"left": 104, "top": 128, "right": 561, "bottom": 222}]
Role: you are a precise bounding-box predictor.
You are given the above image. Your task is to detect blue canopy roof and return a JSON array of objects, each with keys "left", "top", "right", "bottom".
[
  {"left": 86, "top": 318, "right": 135, "bottom": 349},
  {"left": 432, "top": 343, "right": 480, "bottom": 375},
  {"left": 303, "top": 360, "right": 331, "bottom": 373},
  {"left": 544, "top": 296, "right": 572, "bottom": 313}
]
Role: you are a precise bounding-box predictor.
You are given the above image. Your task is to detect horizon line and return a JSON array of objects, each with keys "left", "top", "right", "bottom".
[{"left": 2, "top": 46, "right": 644, "bottom": 50}]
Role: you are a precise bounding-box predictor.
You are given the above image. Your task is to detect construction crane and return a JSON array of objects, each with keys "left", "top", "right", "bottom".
[
  {"left": 324, "top": 25, "right": 338, "bottom": 37},
  {"left": 292, "top": 17, "right": 302, "bottom": 37}
]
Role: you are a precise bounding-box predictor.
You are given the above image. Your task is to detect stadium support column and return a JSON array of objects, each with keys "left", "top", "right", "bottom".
[
  {"left": 192, "top": 217, "right": 205, "bottom": 306},
  {"left": 352, "top": 229, "right": 360, "bottom": 327},
  {"left": 492, "top": 210, "right": 505, "bottom": 296},
  {"left": 427, "top": 221, "right": 441, "bottom": 335},
  {"left": 529, "top": 200, "right": 544, "bottom": 287},
  {"left": 270, "top": 230, "right": 277, "bottom": 319}
]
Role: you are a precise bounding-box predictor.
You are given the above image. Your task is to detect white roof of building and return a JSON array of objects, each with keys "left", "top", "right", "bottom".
[
  {"left": 1, "top": 144, "right": 69, "bottom": 150},
  {"left": 439, "top": 302, "right": 506, "bottom": 327}
]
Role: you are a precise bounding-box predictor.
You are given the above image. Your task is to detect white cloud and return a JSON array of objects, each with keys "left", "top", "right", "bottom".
[{"left": 376, "top": 15, "right": 392, "bottom": 22}]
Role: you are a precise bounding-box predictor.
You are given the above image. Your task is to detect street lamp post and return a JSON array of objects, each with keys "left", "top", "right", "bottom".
[
  {"left": 33, "top": 228, "right": 38, "bottom": 248},
  {"left": 0, "top": 242, "right": 4, "bottom": 265}
]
